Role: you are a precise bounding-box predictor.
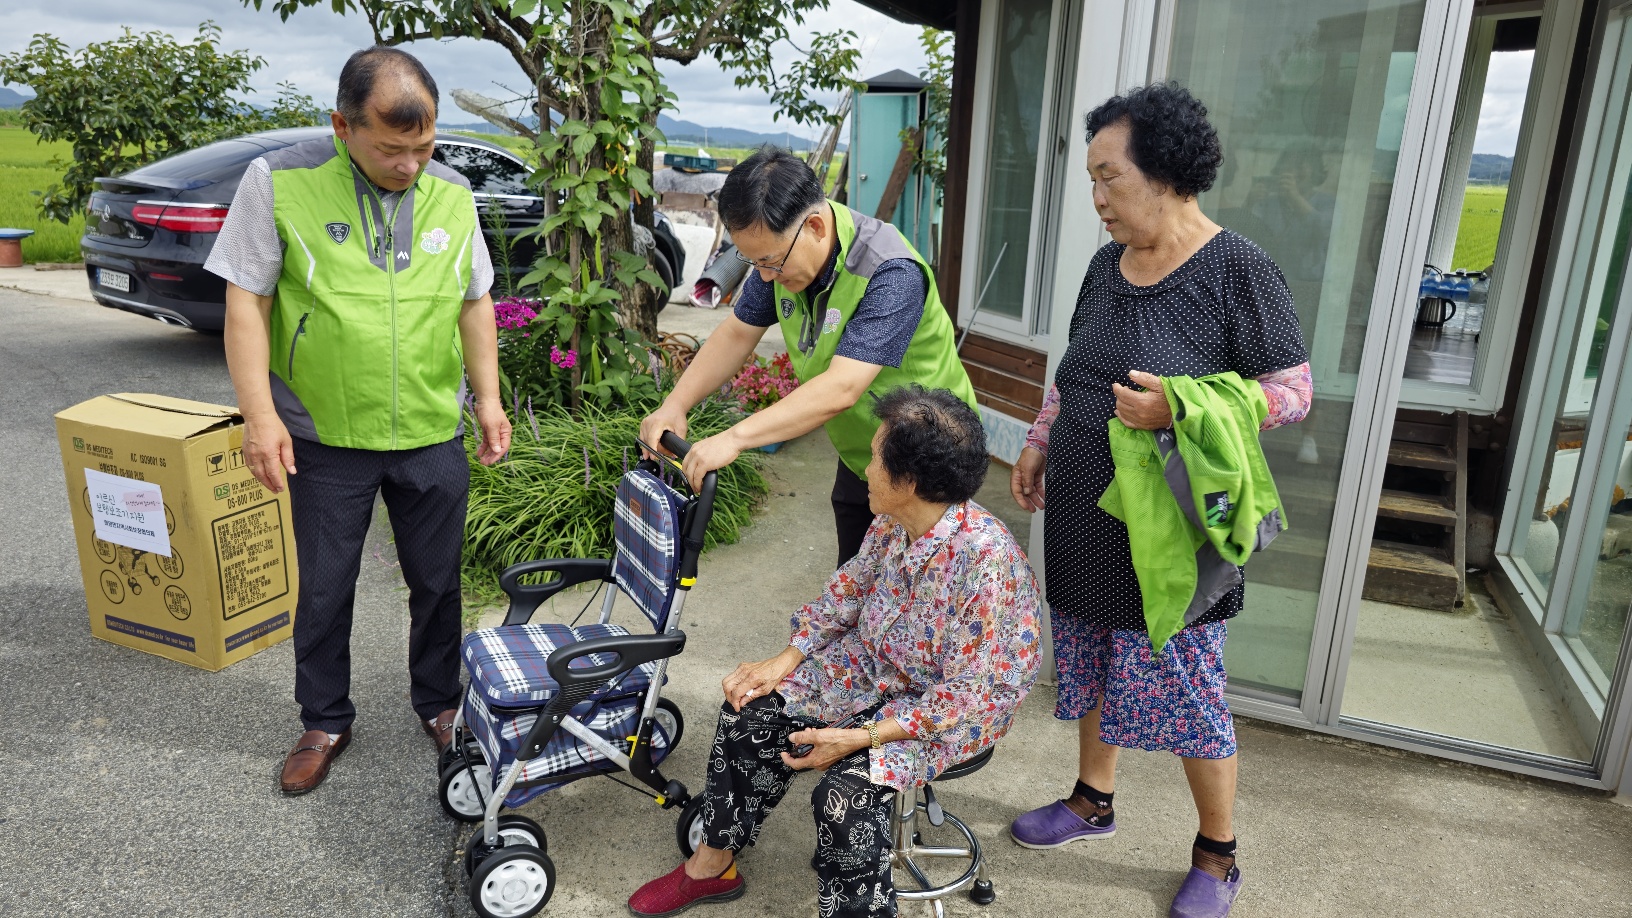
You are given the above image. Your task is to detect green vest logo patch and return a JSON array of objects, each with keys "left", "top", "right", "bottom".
[
  {"left": 1205, "top": 491, "right": 1234, "bottom": 527},
  {"left": 780, "top": 297, "right": 795, "bottom": 319},
  {"left": 420, "top": 227, "right": 451, "bottom": 255},
  {"left": 325, "top": 222, "right": 350, "bottom": 245}
]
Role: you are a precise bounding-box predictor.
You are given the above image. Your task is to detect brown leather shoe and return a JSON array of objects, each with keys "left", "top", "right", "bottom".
[
  {"left": 422, "top": 708, "right": 457, "bottom": 753},
  {"left": 279, "top": 728, "right": 351, "bottom": 795}
]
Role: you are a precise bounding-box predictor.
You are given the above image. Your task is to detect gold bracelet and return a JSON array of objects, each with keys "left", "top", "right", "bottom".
[{"left": 866, "top": 721, "right": 882, "bottom": 750}]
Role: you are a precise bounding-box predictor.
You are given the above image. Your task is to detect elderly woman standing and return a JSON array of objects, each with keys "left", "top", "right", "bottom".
[
  {"left": 1007, "top": 84, "right": 1313, "bottom": 918},
  {"left": 629, "top": 385, "right": 1041, "bottom": 918}
]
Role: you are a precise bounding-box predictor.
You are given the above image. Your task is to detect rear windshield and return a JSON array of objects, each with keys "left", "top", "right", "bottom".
[{"left": 126, "top": 139, "right": 265, "bottom": 184}]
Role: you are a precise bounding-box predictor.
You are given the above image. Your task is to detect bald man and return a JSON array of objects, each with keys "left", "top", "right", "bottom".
[{"left": 206, "top": 46, "right": 511, "bottom": 794}]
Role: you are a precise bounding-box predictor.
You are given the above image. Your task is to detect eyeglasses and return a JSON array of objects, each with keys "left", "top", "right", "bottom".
[{"left": 732, "top": 212, "right": 818, "bottom": 275}]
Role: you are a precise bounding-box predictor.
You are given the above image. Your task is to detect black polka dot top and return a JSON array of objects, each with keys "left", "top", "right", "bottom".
[{"left": 1044, "top": 229, "right": 1308, "bottom": 631}]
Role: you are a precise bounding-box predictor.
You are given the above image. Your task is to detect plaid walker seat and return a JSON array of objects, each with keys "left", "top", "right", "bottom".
[{"left": 439, "top": 433, "right": 717, "bottom": 918}]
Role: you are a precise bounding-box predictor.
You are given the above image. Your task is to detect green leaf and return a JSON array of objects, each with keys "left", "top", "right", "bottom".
[{"left": 572, "top": 131, "right": 596, "bottom": 160}]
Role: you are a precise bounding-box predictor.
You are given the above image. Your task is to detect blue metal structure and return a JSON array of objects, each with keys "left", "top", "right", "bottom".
[{"left": 848, "top": 69, "right": 939, "bottom": 258}]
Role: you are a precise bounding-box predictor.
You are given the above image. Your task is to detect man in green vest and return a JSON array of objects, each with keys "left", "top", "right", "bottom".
[
  {"left": 641, "top": 147, "right": 976, "bottom": 565},
  {"left": 208, "top": 47, "right": 511, "bottom": 794}
]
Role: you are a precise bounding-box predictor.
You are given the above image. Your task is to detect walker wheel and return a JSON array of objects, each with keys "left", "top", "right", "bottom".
[
  {"left": 654, "top": 697, "right": 685, "bottom": 749},
  {"left": 438, "top": 738, "right": 483, "bottom": 774},
  {"left": 439, "top": 756, "right": 492, "bottom": 823},
  {"left": 464, "top": 815, "right": 548, "bottom": 876},
  {"left": 675, "top": 793, "right": 707, "bottom": 858},
  {"left": 469, "top": 845, "right": 554, "bottom": 918}
]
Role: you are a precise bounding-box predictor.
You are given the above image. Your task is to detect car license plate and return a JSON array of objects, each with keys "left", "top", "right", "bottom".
[{"left": 98, "top": 268, "right": 132, "bottom": 293}]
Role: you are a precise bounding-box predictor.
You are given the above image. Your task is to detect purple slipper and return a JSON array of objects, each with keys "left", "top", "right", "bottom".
[
  {"left": 1169, "top": 866, "right": 1242, "bottom": 917},
  {"left": 1009, "top": 800, "right": 1116, "bottom": 849}
]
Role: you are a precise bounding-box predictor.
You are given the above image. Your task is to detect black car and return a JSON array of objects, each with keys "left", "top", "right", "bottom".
[{"left": 80, "top": 127, "right": 684, "bottom": 332}]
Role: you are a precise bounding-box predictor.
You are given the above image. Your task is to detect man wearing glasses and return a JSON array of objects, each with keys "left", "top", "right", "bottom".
[{"left": 641, "top": 146, "right": 976, "bottom": 565}]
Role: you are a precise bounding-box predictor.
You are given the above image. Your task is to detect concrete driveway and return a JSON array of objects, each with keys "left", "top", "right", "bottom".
[{"left": 3, "top": 282, "right": 1632, "bottom": 918}]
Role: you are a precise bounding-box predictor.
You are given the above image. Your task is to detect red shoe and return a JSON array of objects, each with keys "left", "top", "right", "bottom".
[{"left": 628, "top": 862, "right": 745, "bottom": 917}]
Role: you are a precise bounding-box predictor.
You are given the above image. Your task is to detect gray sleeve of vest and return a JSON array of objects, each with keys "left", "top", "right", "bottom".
[
  {"left": 466, "top": 198, "right": 494, "bottom": 300},
  {"left": 202, "top": 159, "right": 284, "bottom": 297},
  {"left": 833, "top": 258, "right": 926, "bottom": 368}
]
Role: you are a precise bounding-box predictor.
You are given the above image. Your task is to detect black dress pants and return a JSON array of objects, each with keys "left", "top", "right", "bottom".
[
  {"left": 831, "top": 460, "right": 874, "bottom": 568},
  {"left": 286, "top": 435, "right": 468, "bottom": 733}
]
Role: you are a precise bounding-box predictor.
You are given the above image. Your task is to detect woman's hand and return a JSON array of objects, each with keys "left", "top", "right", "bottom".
[
  {"left": 721, "top": 646, "right": 804, "bottom": 711},
  {"left": 1111, "top": 370, "right": 1173, "bottom": 430},
  {"left": 782, "top": 727, "right": 870, "bottom": 771},
  {"left": 1011, "top": 446, "right": 1047, "bottom": 513}
]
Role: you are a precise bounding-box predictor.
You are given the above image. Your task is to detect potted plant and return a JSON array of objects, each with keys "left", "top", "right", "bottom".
[{"left": 726, "top": 352, "right": 800, "bottom": 452}]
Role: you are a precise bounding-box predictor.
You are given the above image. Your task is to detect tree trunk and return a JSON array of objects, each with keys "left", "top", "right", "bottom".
[{"left": 620, "top": 111, "right": 663, "bottom": 342}]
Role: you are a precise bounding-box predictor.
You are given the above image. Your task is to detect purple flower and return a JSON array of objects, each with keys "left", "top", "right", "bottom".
[
  {"left": 493, "top": 297, "right": 539, "bottom": 331},
  {"left": 550, "top": 346, "right": 579, "bottom": 369}
]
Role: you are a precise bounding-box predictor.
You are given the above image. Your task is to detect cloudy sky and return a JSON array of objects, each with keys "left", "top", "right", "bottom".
[
  {"left": 0, "top": 0, "right": 928, "bottom": 141},
  {"left": 2, "top": 3, "right": 1531, "bottom": 153}
]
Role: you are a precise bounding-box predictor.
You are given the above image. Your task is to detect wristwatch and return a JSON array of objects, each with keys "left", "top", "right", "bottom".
[{"left": 866, "top": 720, "right": 882, "bottom": 750}]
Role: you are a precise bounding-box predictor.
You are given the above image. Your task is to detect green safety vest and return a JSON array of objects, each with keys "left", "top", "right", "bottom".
[
  {"left": 1098, "top": 372, "right": 1287, "bottom": 653},
  {"left": 265, "top": 136, "right": 477, "bottom": 451},
  {"left": 770, "top": 202, "right": 977, "bottom": 477}
]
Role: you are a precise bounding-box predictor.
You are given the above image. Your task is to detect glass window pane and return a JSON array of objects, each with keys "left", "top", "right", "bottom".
[
  {"left": 1509, "top": 13, "right": 1632, "bottom": 602},
  {"left": 435, "top": 143, "right": 533, "bottom": 196},
  {"left": 973, "top": 0, "right": 1052, "bottom": 321},
  {"left": 1568, "top": 414, "right": 1632, "bottom": 689},
  {"left": 1169, "top": 0, "right": 1429, "bottom": 698}
]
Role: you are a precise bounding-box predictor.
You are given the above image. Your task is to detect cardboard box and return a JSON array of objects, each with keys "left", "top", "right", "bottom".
[{"left": 55, "top": 394, "right": 298, "bottom": 671}]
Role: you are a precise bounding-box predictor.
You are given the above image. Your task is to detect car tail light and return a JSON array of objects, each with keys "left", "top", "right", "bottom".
[{"left": 132, "top": 202, "right": 230, "bottom": 233}]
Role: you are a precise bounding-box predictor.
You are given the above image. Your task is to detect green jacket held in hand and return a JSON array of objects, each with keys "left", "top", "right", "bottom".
[{"left": 1098, "top": 372, "right": 1288, "bottom": 654}]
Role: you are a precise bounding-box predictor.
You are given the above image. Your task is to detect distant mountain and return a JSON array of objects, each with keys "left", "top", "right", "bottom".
[
  {"left": 0, "top": 86, "right": 33, "bottom": 109},
  {"left": 1469, "top": 153, "right": 1513, "bottom": 185},
  {"left": 435, "top": 112, "right": 842, "bottom": 152},
  {"left": 657, "top": 114, "right": 830, "bottom": 151}
]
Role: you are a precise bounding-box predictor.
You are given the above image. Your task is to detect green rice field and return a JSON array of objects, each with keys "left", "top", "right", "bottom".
[
  {"left": 0, "top": 127, "right": 83, "bottom": 263},
  {"left": 1451, "top": 184, "right": 1507, "bottom": 273}
]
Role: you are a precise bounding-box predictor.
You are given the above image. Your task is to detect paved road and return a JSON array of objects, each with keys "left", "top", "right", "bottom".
[
  {"left": 0, "top": 288, "right": 464, "bottom": 916},
  {"left": 7, "top": 286, "right": 1632, "bottom": 918}
]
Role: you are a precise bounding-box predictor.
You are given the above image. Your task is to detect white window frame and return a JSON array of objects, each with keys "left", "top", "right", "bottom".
[
  {"left": 1399, "top": 0, "right": 1581, "bottom": 413},
  {"left": 959, "top": 0, "right": 1071, "bottom": 349}
]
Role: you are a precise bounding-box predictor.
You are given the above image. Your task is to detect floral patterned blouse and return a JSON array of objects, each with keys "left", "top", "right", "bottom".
[{"left": 779, "top": 501, "right": 1042, "bottom": 790}]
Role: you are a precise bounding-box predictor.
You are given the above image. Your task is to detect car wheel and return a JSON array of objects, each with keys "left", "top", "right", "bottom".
[{"left": 651, "top": 249, "right": 674, "bottom": 312}]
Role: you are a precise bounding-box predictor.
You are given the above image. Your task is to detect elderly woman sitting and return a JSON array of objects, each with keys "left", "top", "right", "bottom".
[{"left": 629, "top": 385, "right": 1042, "bottom": 918}]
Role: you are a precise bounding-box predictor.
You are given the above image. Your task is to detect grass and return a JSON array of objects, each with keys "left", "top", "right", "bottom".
[
  {"left": 1451, "top": 184, "right": 1507, "bottom": 272},
  {"left": 460, "top": 397, "right": 768, "bottom": 607},
  {"left": 0, "top": 127, "right": 83, "bottom": 263}
]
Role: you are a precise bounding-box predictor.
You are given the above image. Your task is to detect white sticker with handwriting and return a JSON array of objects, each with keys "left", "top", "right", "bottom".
[{"left": 85, "top": 468, "right": 171, "bottom": 557}]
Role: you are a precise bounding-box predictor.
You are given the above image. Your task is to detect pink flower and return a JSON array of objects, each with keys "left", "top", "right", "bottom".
[
  {"left": 550, "top": 346, "right": 579, "bottom": 369},
  {"left": 493, "top": 297, "right": 540, "bottom": 331}
]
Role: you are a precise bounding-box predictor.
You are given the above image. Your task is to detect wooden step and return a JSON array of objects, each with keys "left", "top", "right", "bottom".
[
  {"left": 1377, "top": 489, "right": 1458, "bottom": 526},
  {"left": 1387, "top": 441, "right": 1457, "bottom": 471},
  {"left": 1363, "top": 540, "right": 1460, "bottom": 610}
]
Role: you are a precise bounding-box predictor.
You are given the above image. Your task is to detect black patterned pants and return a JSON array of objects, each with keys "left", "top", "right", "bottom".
[{"left": 699, "top": 693, "right": 898, "bottom": 918}]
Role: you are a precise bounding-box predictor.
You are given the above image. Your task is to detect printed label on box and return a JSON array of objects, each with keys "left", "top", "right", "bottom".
[
  {"left": 84, "top": 468, "right": 171, "bottom": 557},
  {"left": 225, "top": 611, "right": 292, "bottom": 652},
  {"left": 105, "top": 614, "right": 196, "bottom": 652},
  {"left": 212, "top": 499, "right": 290, "bottom": 620}
]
